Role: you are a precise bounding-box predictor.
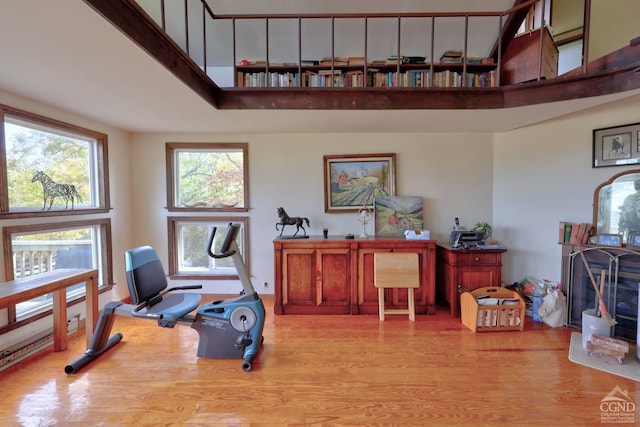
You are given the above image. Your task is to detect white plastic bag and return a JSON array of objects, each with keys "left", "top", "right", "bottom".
[{"left": 538, "top": 289, "right": 566, "bottom": 327}]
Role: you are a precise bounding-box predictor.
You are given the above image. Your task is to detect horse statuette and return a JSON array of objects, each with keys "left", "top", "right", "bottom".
[{"left": 276, "top": 207, "right": 310, "bottom": 238}]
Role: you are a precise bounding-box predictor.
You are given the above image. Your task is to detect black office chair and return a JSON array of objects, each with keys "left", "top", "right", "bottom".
[{"left": 125, "top": 245, "right": 202, "bottom": 327}]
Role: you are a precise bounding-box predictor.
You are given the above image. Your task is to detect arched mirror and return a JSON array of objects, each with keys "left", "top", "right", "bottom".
[{"left": 594, "top": 169, "right": 640, "bottom": 243}]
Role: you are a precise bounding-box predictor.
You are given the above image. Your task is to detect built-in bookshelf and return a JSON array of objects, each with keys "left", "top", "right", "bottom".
[{"left": 236, "top": 59, "right": 497, "bottom": 89}]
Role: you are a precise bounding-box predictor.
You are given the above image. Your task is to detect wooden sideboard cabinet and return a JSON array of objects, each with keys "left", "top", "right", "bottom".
[
  {"left": 436, "top": 243, "right": 507, "bottom": 316},
  {"left": 273, "top": 236, "right": 436, "bottom": 315},
  {"left": 501, "top": 26, "right": 558, "bottom": 85}
]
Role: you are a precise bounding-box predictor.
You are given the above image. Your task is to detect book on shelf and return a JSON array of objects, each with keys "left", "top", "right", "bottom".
[
  {"left": 465, "top": 56, "right": 484, "bottom": 64},
  {"left": 369, "top": 59, "right": 387, "bottom": 67},
  {"left": 301, "top": 59, "right": 320, "bottom": 66},
  {"left": 385, "top": 56, "right": 410, "bottom": 65},
  {"left": 440, "top": 49, "right": 463, "bottom": 64},
  {"left": 305, "top": 69, "right": 345, "bottom": 87},
  {"left": 441, "top": 49, "right": 463, "bottom": 58},
  {"left": 406, "top": 56, "right": 427, "bottom": 64},
  {"left": 345, "top": 70, "right": 364, "bottom": 87},
  {"left": 465, "top": 56, "right": 495, "bottom": 65},
  {"left": 569, "top": 223, "right": 581, "bottom": 244},
  {"left": 558, "top": 221, "right": 593, "bottom": 245},
  {"left": 320, "top": 57, "right": 349, "bottom": 66},
  {"left": 440, "top": 57, "right": 463, "bottom": 64},
  {"left": 348, "top": 56, "right": 365, "bottom": 65}
]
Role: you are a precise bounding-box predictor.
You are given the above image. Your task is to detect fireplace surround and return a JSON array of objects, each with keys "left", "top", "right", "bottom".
[{"left": 563, "top": 244, "right": 640, "bottom": 342}]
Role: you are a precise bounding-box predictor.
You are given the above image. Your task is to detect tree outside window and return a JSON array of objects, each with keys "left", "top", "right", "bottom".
[
  {"left": 166, "top": 142, "right": 248, "bottom": 212},
  {"left": 0, "top": 105, "right": 109, "bottom": 217},
  {"left": 6, "top": 121, "right": 91, "bottom": 209},
  {"left": 168, "top": 217, "right": 248, "bottom": 279}
]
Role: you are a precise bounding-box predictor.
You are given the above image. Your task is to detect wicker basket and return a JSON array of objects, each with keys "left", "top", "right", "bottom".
[{"left": 460, "top": 286, "right": 525, "bottom": 332}]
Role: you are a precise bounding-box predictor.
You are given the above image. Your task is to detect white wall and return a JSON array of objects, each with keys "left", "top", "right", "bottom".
[
  {"left": 0, "top": 88, "right": 134, "bottom": 347},
  {"left": 3, "top": 84, "right": 639, "bottom": 349},
  {"left": 589, "top": 0, "right": 640, "bottom": 60},
  {"left": 130, "top": 131, "right": 494, "bottom": 295},
  {"left": 493, "top": 94, "right": 640, "bottom": 286}
]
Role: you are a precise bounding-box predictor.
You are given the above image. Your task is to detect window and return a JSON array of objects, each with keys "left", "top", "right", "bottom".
[
  {"left": 166, "top": 142, "right": 248, "bottom": 212},
  {"left": 2, "top": 219, "right": 112, "bottom": 322},
  {"left": 167, "top": 217, "right": 248, "bottom": 279},
  {"left": 557, "top": 39, "right": 583, "bottom": 75},
  {"left": 0, "top": 104, "right": 110, "bottom": 218}
]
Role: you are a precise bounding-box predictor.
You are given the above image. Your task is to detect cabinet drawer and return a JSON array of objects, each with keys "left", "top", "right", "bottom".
[{"left": 454, "top": 253, "right": 498, "bottom": 265}]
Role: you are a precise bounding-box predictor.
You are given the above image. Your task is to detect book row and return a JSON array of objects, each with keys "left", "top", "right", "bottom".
[
  {"left": 368, "top": 69, "right": 497, "bottom": 88},
  {"left": 237, "top": 69, "right": 498, "bottom": 88}
]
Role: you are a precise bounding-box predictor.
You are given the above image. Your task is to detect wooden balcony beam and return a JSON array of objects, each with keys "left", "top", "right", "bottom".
[{"left": 84, "top": 0, "right": 223, "bottom": 108}]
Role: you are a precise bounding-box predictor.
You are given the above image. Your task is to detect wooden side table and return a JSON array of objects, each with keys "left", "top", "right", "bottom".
[{"left": 436, "top": 243, "right": 506, "bottom": 316}]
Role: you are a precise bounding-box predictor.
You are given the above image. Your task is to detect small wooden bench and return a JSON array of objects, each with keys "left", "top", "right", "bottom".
[{"left": 0, "top": 269, "right": 99, "bottom": 351}]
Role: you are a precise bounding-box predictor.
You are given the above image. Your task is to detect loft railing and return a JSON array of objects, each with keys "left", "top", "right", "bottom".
[
  {"left": 84, "top": 0, "right": 638, "bottom": 110},
  {"left": 133, "top": 0, "right": 567, "bottom": 89}
]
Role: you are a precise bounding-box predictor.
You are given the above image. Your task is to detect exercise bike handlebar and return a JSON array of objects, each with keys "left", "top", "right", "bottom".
[{"left": 207, "top": 223, "right": 240, "bottom": 259}]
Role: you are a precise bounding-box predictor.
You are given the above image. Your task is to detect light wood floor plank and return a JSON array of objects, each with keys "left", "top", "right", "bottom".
[{"left": 0, "top": 296, "right": 638, "bottom": 426}]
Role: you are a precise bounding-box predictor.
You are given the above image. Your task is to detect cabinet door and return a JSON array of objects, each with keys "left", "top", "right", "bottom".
[
  {"left": 459, "top": 266, "right": 498, "bottom": 291},
  {"left": 316, "top": 248, "right": 351, "bottom": 311},
  {"left": 282, "top": 248, "right": 315, "bottom": 307},
  {"left": 281, "top": 247, "right": 350, "bottom": 314}
]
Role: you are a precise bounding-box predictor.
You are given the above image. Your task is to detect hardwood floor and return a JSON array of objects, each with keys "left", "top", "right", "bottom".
[{"left": 0, "top": 295, "right": 638, "bottom": 426}]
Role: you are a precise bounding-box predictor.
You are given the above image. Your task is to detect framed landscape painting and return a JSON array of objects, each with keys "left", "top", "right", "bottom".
[
  {"left": 374, "top": 196, "right": 424, "bottom": 237},
  {"left": 323, "top": 153, "right": 396, "bottom": 213}
]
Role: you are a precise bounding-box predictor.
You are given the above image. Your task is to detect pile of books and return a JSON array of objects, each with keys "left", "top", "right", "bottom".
[
  {"left": 320, "top": 57, "right": 349, "bottom": 66},
  {"left": 465, "top": 56, "right": 495, "bottom": 65},
  {"left": 385, "top": 56, "right": 410, "bottom": 65},
  {"left": 440, "top": 49, "right": 463, "bottom": 64},
  {"left": 384, "top": 55, "right": 428, "bottom": 65}
]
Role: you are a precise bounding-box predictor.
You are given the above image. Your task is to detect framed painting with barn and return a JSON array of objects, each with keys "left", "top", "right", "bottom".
[{"left": 323, "top": 153, "right": 396, "bottom": 213}]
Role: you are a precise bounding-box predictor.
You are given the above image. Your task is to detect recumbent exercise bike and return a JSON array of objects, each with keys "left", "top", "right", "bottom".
[{"left": 65, "top": 223, "right": 265, "bottom": 374}]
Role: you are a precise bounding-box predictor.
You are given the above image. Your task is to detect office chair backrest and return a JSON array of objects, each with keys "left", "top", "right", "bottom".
[{"left": 124, "top": 246, "right": 167, "bottom": 305}]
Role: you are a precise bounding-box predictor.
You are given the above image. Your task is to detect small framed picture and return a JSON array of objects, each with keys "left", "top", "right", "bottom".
[
  {"left": 627, "top": 232, "right": 640, "bottom": 250},
  {"left": 593, "top": 122, "right": 640, "bottom": 168},
  {"left": 597, "top": 233, "right": 623, "bottom": 247}
]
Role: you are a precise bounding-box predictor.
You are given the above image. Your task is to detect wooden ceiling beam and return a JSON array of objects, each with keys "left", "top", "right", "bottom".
[{"left": 84, "top": 0, "right": 223, "bottom": 108}]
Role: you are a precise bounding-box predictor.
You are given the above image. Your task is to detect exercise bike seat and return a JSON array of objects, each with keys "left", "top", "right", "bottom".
[{"left": 125, "top": 246, "right": 202, "bottom": 327}]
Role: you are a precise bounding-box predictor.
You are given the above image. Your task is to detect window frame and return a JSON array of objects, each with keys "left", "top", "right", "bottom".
[
  {"left": 0, "top": 104, "right": 110, "bottom": 219},
  {"left": 167, "top": 216, "right": 249, "bottom": 280},
  {"left": 1, "top": 218, "right": 113, "bottom": 332},
  {"left": 165, "top": 142, "right": 249, "bottom": 212}
]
